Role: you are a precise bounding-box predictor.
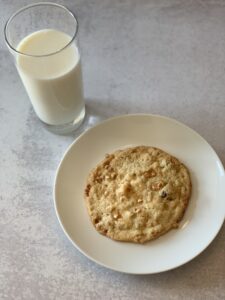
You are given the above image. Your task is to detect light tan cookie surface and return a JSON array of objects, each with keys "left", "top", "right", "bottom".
[{"left": 84, "top": 146, "right": 191, "bottom": 243}]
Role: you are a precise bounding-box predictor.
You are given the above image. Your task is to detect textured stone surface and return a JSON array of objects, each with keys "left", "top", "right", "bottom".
[{"left": 0, "top": 0, "right": 225, "bottom": 299}]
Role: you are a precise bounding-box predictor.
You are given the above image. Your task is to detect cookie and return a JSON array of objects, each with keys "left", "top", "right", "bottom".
[{"left": 84, "top": 146, "right": 191, "bottom": 243}]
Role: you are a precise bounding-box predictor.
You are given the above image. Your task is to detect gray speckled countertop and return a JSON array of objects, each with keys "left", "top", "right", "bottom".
[{"left": 1, "top": 0, "right": 225, "bottom": 299}]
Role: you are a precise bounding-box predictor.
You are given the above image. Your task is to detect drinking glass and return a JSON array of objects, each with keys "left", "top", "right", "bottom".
[{"left": 4, "top": 2, "right": 85, "bottom": 134}]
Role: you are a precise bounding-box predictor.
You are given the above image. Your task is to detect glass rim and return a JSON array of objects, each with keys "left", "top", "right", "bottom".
[{"left": 4, "top": 2, "right": 79, "bottom": 58}]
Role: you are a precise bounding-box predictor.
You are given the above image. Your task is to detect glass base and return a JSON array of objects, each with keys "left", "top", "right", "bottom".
[{"left": 41, "top": 107, "right": 86, "bottom": 135}]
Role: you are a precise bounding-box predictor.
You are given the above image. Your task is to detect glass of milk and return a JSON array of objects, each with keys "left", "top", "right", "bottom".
[{"left": 4, "top": 3, "right": 85, "bottom": 134}]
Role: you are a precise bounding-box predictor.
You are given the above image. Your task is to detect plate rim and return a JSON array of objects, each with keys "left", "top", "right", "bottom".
[{"left": 54, "top": 113, "right": 225, "bottom": 274}]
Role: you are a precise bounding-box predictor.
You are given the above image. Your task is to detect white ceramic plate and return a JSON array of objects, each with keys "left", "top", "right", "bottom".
[{"left": 54, "top": 114, "right": 225, "bottom": 274}]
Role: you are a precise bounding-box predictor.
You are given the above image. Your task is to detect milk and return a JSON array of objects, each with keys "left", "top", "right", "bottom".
[{"left": 16, "top": 29, "right": 84, "bottom": 125}]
